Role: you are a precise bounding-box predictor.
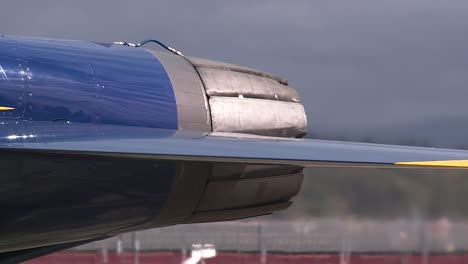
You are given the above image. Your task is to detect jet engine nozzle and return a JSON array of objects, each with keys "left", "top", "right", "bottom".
[{"left": 150, "top": 50, "right": 308, "bottom": 138}]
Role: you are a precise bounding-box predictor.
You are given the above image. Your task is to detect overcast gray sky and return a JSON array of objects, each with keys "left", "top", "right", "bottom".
[{"left": 1, "top": 0, "right": 468, "bottom": 147}]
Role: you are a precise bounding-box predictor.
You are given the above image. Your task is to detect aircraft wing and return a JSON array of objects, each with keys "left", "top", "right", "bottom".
[
  {"left": 2, "top": 123, "right": 468, "bottom": 168},
  {"left": 4, "top": 126, "right": 468, "bottom": 263}
]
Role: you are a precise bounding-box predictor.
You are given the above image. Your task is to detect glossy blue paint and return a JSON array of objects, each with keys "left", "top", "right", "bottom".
[
  {"left": 0, "top": 37, "right": 181, "bottom": 252},
  {"left": 0, "top": 36, "right": 177, "bottom": 128}
]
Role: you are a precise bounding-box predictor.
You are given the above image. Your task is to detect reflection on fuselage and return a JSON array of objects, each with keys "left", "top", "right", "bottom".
[{"left": 27, "top": 167, "right": 468, "bottom": 263}]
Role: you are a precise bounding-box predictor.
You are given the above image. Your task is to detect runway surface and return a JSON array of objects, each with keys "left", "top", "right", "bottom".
[{"left": 25, "top": 251, "right": 468, "bottom": 264}]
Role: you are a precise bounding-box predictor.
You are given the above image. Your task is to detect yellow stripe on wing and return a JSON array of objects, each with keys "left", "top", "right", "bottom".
[
  {"left": 0, "top": 106, "right": 14, "bottom": 111},
  {"left": 395, "top": 160, "right": 468, "bottom": 168}
]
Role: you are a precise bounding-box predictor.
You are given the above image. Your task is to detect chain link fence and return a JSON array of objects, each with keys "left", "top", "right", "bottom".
[{"left": 75, "top": 218, "right": 468, "bottom": 254}]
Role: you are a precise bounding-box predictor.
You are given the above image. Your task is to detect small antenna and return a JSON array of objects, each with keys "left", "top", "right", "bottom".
[{"left": 113, "top": 39, "right": 184, "bottom": 57}]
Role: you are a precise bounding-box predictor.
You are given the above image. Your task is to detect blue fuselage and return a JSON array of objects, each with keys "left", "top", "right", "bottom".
[
  {"left": 0, "top": 36, "right": 181, "bottom": 254},
  {"left": 0, "top": 36, "right": 177, "bottom": 128}
]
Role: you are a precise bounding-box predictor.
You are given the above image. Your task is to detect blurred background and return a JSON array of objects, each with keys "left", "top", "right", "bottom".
[{"left": 3, "top": 1, "right": 468, "bottom": 263}]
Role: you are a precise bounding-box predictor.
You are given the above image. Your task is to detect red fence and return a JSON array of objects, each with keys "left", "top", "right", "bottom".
[{"left": 24, "top": 252, "right": 468, "bottom": 264}]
